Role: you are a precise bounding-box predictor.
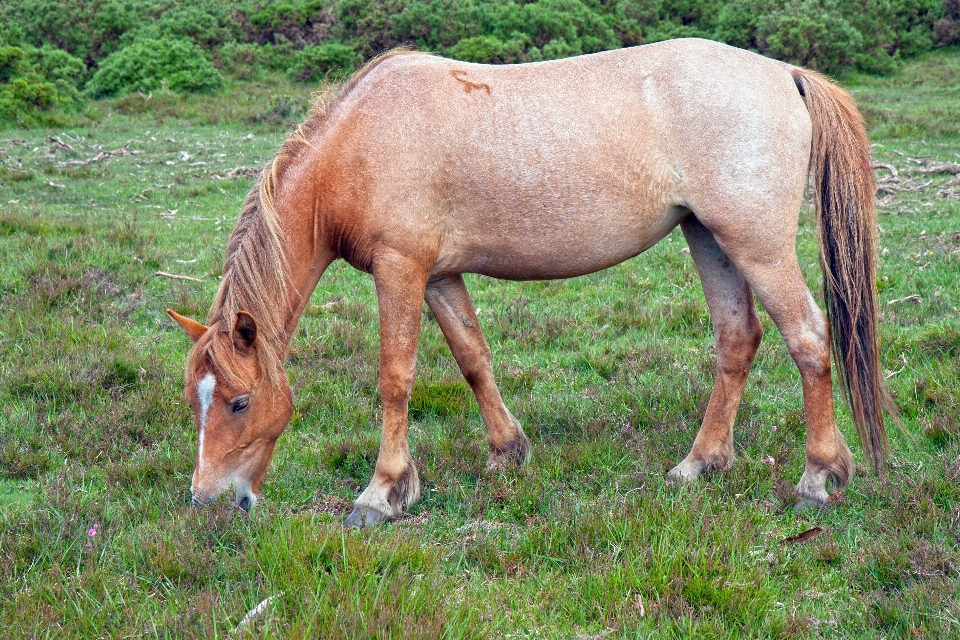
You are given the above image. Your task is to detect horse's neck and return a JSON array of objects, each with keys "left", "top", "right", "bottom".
[{"left": 274, "top": 178, "right": 337, "bottom": 347}]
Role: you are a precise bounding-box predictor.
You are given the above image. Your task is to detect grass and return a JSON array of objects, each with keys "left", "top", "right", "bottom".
[{"left": 1, "top": 50, "right": 959, "bottom": 638}]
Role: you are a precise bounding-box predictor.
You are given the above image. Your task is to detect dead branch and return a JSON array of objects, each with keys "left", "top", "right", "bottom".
[
  {"left": 48, "top": 136, "right": 76, "bottom": 153},
  {"left": 54, "top": 141, "right": 143, "bottom": 168},
  {"left": 155, "top": 271, "right": 203, "bottom": 283},
  {"left": 225, "top": 166, "right": 260, "bottom": 179},
  {"left": 910, "top": 162, "right": 960, "bottom": 175},
  {"left": 872, "top": 162, "right": 898, "bottom": 178},
  {"left": 887, "top": 295, "right": 922, "bottom": 305}
]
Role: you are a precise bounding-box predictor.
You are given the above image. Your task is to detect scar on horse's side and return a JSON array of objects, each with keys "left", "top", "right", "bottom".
[{"left": 450, "top": 70, "right": 491, "bottom": 95}]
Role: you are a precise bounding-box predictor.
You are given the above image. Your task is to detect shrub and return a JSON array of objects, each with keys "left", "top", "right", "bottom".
[
  {"left": 0, "top": 32, "right": 85, "bottom": 126},
  {"left": 336, "top": 0, "right": 411, "bottom": 57},
  {"left": 755, "top": 0, "right": 863, "bottom": 73},
  {"left": 290, "top": 43, "right": 361, "bottom": 81},
  {"left": 713, "top": 0, "right": 783, "bottom": 49},
  {"left": 85, "top": 37, "right": 224, "bottom": 97},
  {"left": 126, "top": 1, "right": 244, "bottom": 50},
  {"left": 935, "top": 0, "right": 960, "bottom": 44},
  {"left": 447, "top": 35, "right": 528, "bottom": 64}
]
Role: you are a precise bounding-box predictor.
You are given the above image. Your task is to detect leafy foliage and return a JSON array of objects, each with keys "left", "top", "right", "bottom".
[
  {"left": 85, "top": 37, "right": 224, "bottom": 97},
  {"left": 755, "top": 0, "right": 863, "bottom": 72},
  {"left": 0, "top": 0, "right": 955, "bottom": 127},
  {"left": 290, "top": 42, "right": 361, "bottom": 80},
  {"left": 935, "top": 0, "right": 960, "bottom": 44},
  {"left": 0, "top": 28, "right": 86, "bottom": 126}
]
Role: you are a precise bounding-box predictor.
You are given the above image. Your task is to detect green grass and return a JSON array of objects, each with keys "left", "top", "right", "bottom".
[{"left": 1, "top": 51, "right": 959, "bottom": 638}]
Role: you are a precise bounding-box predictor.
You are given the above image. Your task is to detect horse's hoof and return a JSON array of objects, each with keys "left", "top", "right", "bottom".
[
  {"left": 344, "top": 506, "right": 388, "bottom": 528},
  {"left": 794, "top": 470, "right": 830, "bottom": 507},
  {"left": 666, "top": 460, "right": 701, "bottom": 485}
]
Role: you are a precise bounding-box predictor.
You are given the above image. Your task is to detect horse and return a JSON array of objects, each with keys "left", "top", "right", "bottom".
[{"left": 168, "top": 38, "right": 895, "bottom": 526}]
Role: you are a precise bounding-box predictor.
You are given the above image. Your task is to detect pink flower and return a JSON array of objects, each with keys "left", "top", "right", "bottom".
[
  {"left": 88, "top": 523, "right": 98, "bottom": 538},
  {"left": 771, "top": 425, "right": 778, "bottom": 432},
  {"left": 681, "top": 421, "right": 687, "bottom": 429}
]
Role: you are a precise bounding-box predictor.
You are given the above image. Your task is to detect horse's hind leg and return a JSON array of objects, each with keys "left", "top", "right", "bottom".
[
  {"left": 667, "top": 217, "right": 763, "bottom": 483},
  {"left": 720, "top": 238, "right": 854, "bottom": 505},
  {"left": 424, "top": 275, "right": 530, "bottom": 469},
  {"left": 345, "top": 253, "right": 429, "bottom": 527}
]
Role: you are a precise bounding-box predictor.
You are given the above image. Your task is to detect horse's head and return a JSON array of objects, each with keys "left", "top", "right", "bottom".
[{"left": 167, "top": 309, "right": 291, "bottom": 510}]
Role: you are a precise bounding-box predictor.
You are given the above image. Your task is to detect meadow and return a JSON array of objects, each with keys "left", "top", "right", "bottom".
[{"left": 0, "top": 47, "right": 959, "bottom": 637}]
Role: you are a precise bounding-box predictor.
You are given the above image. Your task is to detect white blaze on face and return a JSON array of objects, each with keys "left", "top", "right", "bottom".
[{"left": 196, "top": 373, "right": 216, "bottom": 472}]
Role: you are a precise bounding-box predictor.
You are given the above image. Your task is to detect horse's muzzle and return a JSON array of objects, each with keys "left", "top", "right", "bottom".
[{"left": 191, "top": 491, "right": 215, "bottom": 507}]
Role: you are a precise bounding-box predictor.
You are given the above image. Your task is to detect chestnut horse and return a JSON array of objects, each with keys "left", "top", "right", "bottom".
[{"left": 168, "top": 38, "right": 894, "bottom": 525}]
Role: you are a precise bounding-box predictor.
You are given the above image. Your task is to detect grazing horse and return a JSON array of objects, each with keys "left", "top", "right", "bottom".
[{"left": 168, "top": 38, "right": 894, "bottom": 525}]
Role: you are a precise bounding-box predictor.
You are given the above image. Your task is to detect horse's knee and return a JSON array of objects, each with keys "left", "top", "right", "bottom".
[
  {"left": 379, "top": 366, "right": 416, "bottom": 406},
  {"left": 784, "top": 331, "right": 831, "bottom": 378},
  {"left": 780, "top": 304, "right": 831, "bottom": 377},
  {"left": 715, "top": 317, "right": 762, "bottom": 376}
]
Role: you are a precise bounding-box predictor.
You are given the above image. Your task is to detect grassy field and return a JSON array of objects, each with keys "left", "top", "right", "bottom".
[{"left": 1, "top": 48, "right": 959, "bottom": 638}]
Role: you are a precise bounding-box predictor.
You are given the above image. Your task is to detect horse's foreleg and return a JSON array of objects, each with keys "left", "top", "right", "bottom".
[
  {"left": 724, "top": 249, "right": 854, "bottom": 505},
  {"left": 667, "top": 217, "right": 763, "bottom": 483},
  {"left": 345, "top": 255, "right": 428, "bottom": 527},
  {"left": 424, "top": 275, "right": 530, "bottom": 470}
]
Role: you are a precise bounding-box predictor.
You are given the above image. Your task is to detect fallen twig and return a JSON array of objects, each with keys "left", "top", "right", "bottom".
[
  {"left": 54, "top": 141, "right": 142, "bottom": 167},
  {"left": 155, "top": 271, "right": 203, "bottom": 283},
  {"left": 320, "top": 295, "right": 344, "bottom": 310},
  {"left": 48, "top": 136, "right": 76, "bottom": 153},
  {"left": 233, "top": 593, "right": 283, "bottom": 634},
  {"left": 910, "top": 162, "right": 960, "bottom": 175},
  {"left": 887, "top": 294, "right": 922, "bottom": 305},
  {"left": 872, "top": 162, "right": 898, "bottom": 178},
  {"left": 783, "top": 527, "right": 824, "bottom": 545},
  {"left": 225, "top": 166, "right": 260, "bottom": 179}
]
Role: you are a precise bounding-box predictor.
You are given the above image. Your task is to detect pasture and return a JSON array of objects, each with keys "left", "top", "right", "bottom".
[{"left": 1, "top": 49, "right": 959, "bottom": 637}]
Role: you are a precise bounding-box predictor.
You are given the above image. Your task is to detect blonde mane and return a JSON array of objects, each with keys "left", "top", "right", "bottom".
[{"left": 187, "top": 49, "right": 428, "bottom": 389}]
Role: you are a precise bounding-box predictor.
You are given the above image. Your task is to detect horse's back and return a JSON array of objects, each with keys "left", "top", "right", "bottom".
[{"left": 323, "top": 40, "right": 812, "bottom": 280}]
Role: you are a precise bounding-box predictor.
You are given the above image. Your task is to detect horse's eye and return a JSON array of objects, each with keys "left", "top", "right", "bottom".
[{"left": 232, "top": 397, "right": 250, "bottom": 413}]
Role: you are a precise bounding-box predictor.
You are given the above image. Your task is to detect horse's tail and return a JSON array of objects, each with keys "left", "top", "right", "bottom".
[{"left": 790, "top": 68, "right": 896, "bottom": 474}]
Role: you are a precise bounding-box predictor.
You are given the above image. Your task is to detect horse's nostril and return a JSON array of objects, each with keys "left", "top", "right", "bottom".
[{"left": 237, "top": 495, "right": 252, "bottom": 511}]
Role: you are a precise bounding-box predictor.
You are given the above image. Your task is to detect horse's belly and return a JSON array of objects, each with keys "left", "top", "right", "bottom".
[{"left": 434, "top": 204, "right": 684, "bottom": 280}]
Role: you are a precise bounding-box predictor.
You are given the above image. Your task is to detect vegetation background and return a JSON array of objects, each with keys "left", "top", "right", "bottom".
[
  {"left": 2, "top": 0, "right": 960, "bottom": 126},
  {"left": 1, "top": 0, "right": 959, "bottom": 638}
]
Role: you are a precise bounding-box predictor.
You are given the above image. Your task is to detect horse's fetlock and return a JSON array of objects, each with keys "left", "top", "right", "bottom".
[{"left": 487, "top": 425, "right": 531, "bottom": 470}]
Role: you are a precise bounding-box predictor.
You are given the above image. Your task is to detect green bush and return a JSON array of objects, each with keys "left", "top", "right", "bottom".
[
  {"left": 937, "top": 0, "right": 960, "bottom": 44},
  {"left": 755, "top": 0, "right": 863, "bottom": 73},
  {"left": 122, "top": 2, "right": 245, "bottom": 51},
  {"left": 85, "top": 37, "right": 224, "bottom": 97},
  {"left": 250, "top": 0, "right": 328, "bottom": 29},
  {"left": 713, "top": 0, "right": 783, "bottom": 49},
  {"left": 0, "top": 30, "right": 86, "bottom": 126},
  {"left": 447, "top": 35, "right": 528, "bottom": 64},
  {"left": 0, "top": 0, "right": 954, "bottom": 129},
  {"left": 290, "top": 42, "right": 361, "bottom": 80}
]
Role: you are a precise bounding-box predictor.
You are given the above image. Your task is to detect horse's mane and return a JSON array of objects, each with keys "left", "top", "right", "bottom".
[{"left": 187, "top": 49, "right": 427, "bottom": 390}]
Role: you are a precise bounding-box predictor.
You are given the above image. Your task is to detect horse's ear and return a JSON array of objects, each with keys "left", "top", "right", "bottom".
[
  {"left": 233, "top": 311, "right": 258, "bottom": 354},
  {"left": 167, "top": 309, "right": 208, "bottom": 343}
]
